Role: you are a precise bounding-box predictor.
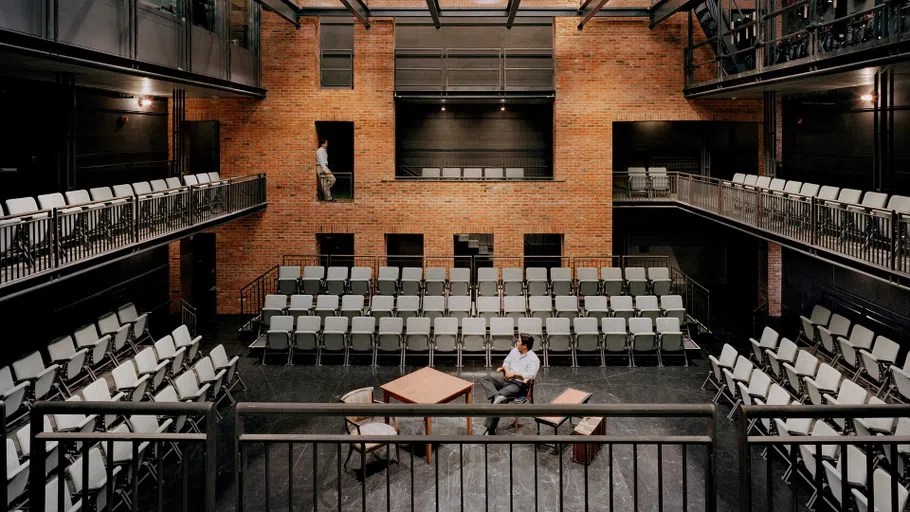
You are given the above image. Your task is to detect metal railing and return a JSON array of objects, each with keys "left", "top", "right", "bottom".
[
  {"left": 738, "top": 404, "right": 910, "bottom": 512},
  {"left": 685, "top": 0, "right": 910, "bottom": 88},
  {"left": 26, "top": 400, "right": 218, "bottom": 512},
  {"left": 0, "top": 173, "right": 266, "bottom": 288},
  {"left": 182, "top": 298, "right": 198, "bottom": 337},
  {"left": 234, "top": 402, "right": 717, "bottom": 512},
  {"left": 394, "top": 47, "right": 555, "bottom": 92},
  {"left": 239, "top": 253, "right": 711, "bottom": 331},
  {"left": 615, "top": 171, "right": 910, "bottom": 280}
]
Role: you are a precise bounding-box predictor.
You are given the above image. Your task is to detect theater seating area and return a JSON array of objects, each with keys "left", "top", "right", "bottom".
[
  {"left": 257, "top": 264, "right": 689, "bottom": 367},
  {"left": 704, "top": 304, "right": 910, "bottom": 512},
  {"left": 417, "top": 167, "right": 527, "bottom": 180},
  {"left": 1, "top": 301, "right": 247, "bottom": 512}
]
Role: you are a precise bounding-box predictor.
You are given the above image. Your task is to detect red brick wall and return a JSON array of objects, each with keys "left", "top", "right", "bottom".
[
  {"left": 768, "top": 241, "right": 782, "bottom": 317},
  {"left": 186, "top": 13, "right": 762, "bottom": 314}
]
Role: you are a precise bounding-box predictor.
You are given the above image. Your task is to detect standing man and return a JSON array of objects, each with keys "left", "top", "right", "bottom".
[
  {"left": 315, "top": 138, "right": 336, "bottom": 201},
  {"left": 479, "top": 333, "right": 540, "bottom": 434}
]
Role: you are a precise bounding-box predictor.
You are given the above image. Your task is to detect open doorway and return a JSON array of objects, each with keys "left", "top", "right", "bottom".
[
  {"left": 315, "top": 121, "right": 354, "bottom": 200},
  {"left": 386, "top": 234, "right": 424, "bottom": 268},
  {"left": 317, "top": 233, "right": 354, "bottom": 268},
  {"left": 524, "top": 234, "right": 563, "bottom": 269},
  {"left": 454, "top": 234, "right": 493, "bottom": 281}
]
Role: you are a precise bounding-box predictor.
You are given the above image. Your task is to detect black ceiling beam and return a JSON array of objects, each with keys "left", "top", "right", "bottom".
[
  {"left": 426, "top": 0, "right": 442, "bottom": 28},
  {"left": 578, "top": 0, "right": 612, "bottom": 29},
  {"left": 253, "top": 0, "right": 300, "bottom": 28},
  {"left": 339, "top": 0, "right": 371, "bottom": 28},
  {"left": 506, "top": 0, "right": 522, "bottom": 28},
  {"left": 296, "top": 7, "right": 649, "bottom": 17}
]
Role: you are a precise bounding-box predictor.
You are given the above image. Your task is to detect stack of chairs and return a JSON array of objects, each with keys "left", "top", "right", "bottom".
[{"left": 702, "top": 303, "right": 910, "bottom": 512}]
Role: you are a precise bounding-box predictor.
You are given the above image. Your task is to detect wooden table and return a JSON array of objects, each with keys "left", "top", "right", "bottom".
[{"left": 380, "top": 367, "right": 474, "bottom": 463}]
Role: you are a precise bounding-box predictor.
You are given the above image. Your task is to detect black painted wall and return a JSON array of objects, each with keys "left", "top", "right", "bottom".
[
  {"left": 0, "top": 77, "right": 169, "bottom": 202},
  {"left": 0, "top": 248, "right": 171, "bottom": 367},
  {"left": 782, "top": 76, "right": 910, "bottom": 193}
]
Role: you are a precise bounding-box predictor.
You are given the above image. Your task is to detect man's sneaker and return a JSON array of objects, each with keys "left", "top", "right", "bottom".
[{"left": 492, "top": 395, "right": 507, "bottom": 405}]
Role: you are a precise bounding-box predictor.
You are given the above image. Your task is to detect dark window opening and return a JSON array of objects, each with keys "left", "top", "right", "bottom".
[
  {"left": 229, "top": 0, "right": 252, "bottom": 50},
  {"left": 192, "top": 0, "right": 217, "bottom": 32},
  {"left": 317, "top": 233, "right": 355, "bottom": 268},
  {"left": 320, "top": 21, "right": 354, "bottom": 90},
  {"left": 524, "top": 234, "right": 563, "bottom": 269},
  {"left": 387, "top": 234, "right": 424, "bottom": 269},
  {"left": 454, "top": 234, "right": 493, "bottom": 282},
  {"left": 315, "top": 121, "right": 354, "bottom": 201}
]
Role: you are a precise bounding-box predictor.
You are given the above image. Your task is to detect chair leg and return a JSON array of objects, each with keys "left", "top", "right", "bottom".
[
  {"left": 400, "top": 347, "right": 405, "bottom": 368},
  {"left": 657, "top": 349, "right": 664, "bottom": 368},
  {"left": 372, "top": 347, "right": 378, "bottom": 367},
  {"left": 572, "top": 348, "right": 578, "bottom": 368},
  {"left": 343, "top": 445, "right": 354, "bottom": 469},
  {"left": 683, "top": 349, "right": 689, "bottom": 368},
  {"left": 343, "top": 346, "right": 349, "bottom": 367},
  {"left": 429, "top": 346, "right": 434, "bottom": 368},
  {"left": 286, "top": 348, "right": 294, "bottom": 366},
  {"left": 261, "top": 348, "right": 267, "bottom": 366}
]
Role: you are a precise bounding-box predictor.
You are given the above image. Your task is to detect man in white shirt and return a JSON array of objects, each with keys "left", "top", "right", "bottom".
[
  {"left": 315, "top": 139, "right": 336, "bottom": 201},
  {"left": 480, "top": 333, "right": 540, "bottom": 434}
]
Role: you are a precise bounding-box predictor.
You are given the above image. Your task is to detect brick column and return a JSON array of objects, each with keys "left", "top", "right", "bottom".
[
  {"left": 169, "top": 241, "right": 182, "bottom": 314},
  {"left": 768, "top": 242, "right": 782, "bottom": 317}
]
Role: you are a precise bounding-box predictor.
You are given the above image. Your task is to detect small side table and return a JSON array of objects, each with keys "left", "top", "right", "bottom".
[{"left": 572, "top": 416, "right": 606, "bottom": 465}]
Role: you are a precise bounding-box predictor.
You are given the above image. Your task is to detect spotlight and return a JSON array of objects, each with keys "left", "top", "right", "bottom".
[
  {"left": 861, "top": 93, "right": 875, "bottom": 102},
  {"left": 500, "top": 106, "right": 506, "bottom": 111},
  {"left": 138, "top": 98, "right": 153, "bottom": 108},
  {"left": 441, "top": 106, "right": 446, "bottom": 112}
]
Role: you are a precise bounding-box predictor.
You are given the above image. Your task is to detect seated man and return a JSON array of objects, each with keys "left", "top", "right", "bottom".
[{"left": 480, "top": 333, "right": 540, "bottom": 434}]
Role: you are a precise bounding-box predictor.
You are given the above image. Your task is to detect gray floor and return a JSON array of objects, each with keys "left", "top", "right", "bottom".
[{"left": 200, "top": 319, "right": 810, "bottom": 512}]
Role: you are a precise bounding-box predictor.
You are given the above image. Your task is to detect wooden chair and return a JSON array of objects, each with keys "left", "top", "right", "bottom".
[
  {"left": 512, "top": 378, "right": 536, "bottom": 432},
  {"left": 340, "top": 387, "right": 401, "bottom": 479}
]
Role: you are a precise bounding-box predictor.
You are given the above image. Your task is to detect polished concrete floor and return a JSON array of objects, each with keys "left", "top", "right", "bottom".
[{"left": 191, "top": 317, "right": 808, "bottom": 512}]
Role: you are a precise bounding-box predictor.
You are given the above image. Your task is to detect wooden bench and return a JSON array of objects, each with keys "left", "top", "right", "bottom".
[{"left": 534, "top": 388, "right": 593, "bottom": 452}]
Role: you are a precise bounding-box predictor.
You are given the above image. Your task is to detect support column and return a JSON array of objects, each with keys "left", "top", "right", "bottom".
[
  {"left": 762, "top": 91, "right": 778, "bottom": 177},
  {"left": 767, "top": 241, "right": 782, "bottom": 317}
]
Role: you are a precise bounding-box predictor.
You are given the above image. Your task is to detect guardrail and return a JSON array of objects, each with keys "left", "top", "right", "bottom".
[
  {"left": 394, "top": 47, "right": 555, "bottom": 92},
  {"left": 26, "top": 400, "right": 217, "bottom": 512},
  {"left": 615, "top": 171, "right": 910, "bottom": 279},
  {"left": 738, "top": 404, "right": 910, "bottom": 512},
  {"left": 0, "top": 173, "right": 267, "bottom": 289},
  {"left": 234, "top": 402, "right": 718, "bottom": 512}
]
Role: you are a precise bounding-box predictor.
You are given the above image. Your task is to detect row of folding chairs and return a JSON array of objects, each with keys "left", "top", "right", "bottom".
[
  {"left": 261, "top": 294, "right": 688, "bottom": 327},
  {"left": 263, "top": 315, "right": 686, "bottom": 369},
  {"left": 276, "top": 265, "right": 674, "bottom": 297},
  {"left": 797, "top": 304, "right": 909, "bottom": 400},
  {"left": 627, "top": 167, "right": 671, "bottom": 197},
  {"left": 1, "top": 173, "right": 226, "bottom": 267},
  {"left": 6, "top": 338, "right": 246, "bottom": 510},
  {"left": 0, "top": 302, "right": 149, "bottom": 424},
  {"left": 419, "top": 167, "right": 526, "bottom": 179}
]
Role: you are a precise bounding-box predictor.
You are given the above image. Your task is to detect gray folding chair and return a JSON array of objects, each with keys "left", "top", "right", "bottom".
[
  {"left": 624, "top": 267, "right": 648, "bottom": 296},
  {"left": 657, "top": 317, "right": 687, "bottom": 367},
  {"left": 574, "top": 317, "right": 604, "bottom": 366},
  {"left": 433, "top": 317, "right": 459, "bottom": 367},
  {"left": 301, "top": 266, "right": 325, "bottom": 295},
  {"left": 635, "top": 295, "right": 661, "bottom": 320},
  {"left": 376, "top": 317, "right": 405, "bottom": 367},
  {"left": 628, "top": 318, "right": 657, "bottom": 367},
  {"left": 477, "top": 267, "right": 500, "bottom": 296},
  {"left": 526, "top": 267, "right": 549, "bottom": 296},
  {"left": 502, "top": 268, "right": 524, "bottom": 296},
  {"left": 349, "top": 267, "right": 373, "bottom": 295},
  {"left": 545, "top": 317, "right": 574, "bottom": 367},
  {"left": 555, "top": 295, "right": 579, "bottom": 319},
  {"left": 341, "top": 295, "right": 365, "bottom": 320},
  {"left": 321, "top": 317, "right": 349, "bottom": 366},
  {"left": 660, "top": 295, "right": 686, "bottom": 324},
  {"left": 264, "top": 316, "right": 293, "bottom": 365},
  {"left": 278, "top": 266, "right": 300, "bottom": 295},
  {"left": 601, "top": 267, "right": 624, "bottom": 296},
  {"left": 262, "top": 294, "right": 287, "bottom": 325},
  {"left": 550, "top": 267, "right": 573, "bottom": 296},
  {"left": 315, "top": 294, "right": 340, "bottom": 320},
  {"left": 489, "top": 318, "right": 516, "bottom": 367},
  {"left": 294, "top": 316, "right": 322, "bottom": 364},
  {"left": 325, "top": 266, "right": 349, "bottom": 295},
  {"left": 449, "top": 268, "right": 471, "bottom": 296},
  {"left": 287, "top": 295, "right": 313, "bottom": 318},
  {"left": 583, "top": 296, "right": 610, "bottom": 320},
  {"left": 349, "top": 317, "right": 376, "bottom": 366},
  {"left": 503, "top": 295, "right": 527, "bottom": 319},
  {"left": 476, "top": 296, "right": 501, "bottom": 320},
  {"left": 576, "top": 267, "right": 600, "bottom": 296},
  {"left": 396, "top": 295, "right": 421, "bottom": 320},
  {"left": 422, "top": 295, "right": 446, "bottom": 321},
  {"left": 529, "top": 295, "right": 553, "bottom": 319},
  {"left": 648, "top": 267, "right": 671, "bottom": 296},
  {"left": 424, "top": 267, "right": 447, "bottom": 296},
  {"left": 447, "top": 295, "right": 472, "bottom": 320},
  {"left": 610, "top": 295, "right": 635, "bottom": 319},
  {"left": 370, "top": 295, "right": 394, "bottom": 319},
  {"left": 461, "top": 318, "right": 488, "bottom": 367},
  {"left": 406, "top": 317, "right": 432, "bottom": 366},
  {"left": 401, "top": 267, "right": 424, "bottom": 296},
  {"left": 377, "top": 266, "right": 399, "bottom": 295}
]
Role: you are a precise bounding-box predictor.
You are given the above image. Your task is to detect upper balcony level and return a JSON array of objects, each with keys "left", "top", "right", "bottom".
[
  {"left": 0, "top": 172, "right": 267, "bottom": 298},
  {"left": 613, "top": 170, "right": 910, "bottom": 287},
  {"left": 0, "top": 0, "right": 263, "bottom": 98},
  {"left": 677, "top": 0, "right": 910, "bottom": 97}
]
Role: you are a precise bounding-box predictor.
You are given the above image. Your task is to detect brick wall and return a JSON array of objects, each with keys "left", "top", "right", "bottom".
[
  {"left": 186, "top": 13, "right": 762, "bottom": 314},
  {"left": 768, "top": 241, "right": 782, "bottom": 317}
]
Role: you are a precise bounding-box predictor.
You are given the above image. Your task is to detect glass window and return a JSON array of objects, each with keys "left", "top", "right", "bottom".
[
  {"left": 230, "top": 0, "right": 252, "bottom": 49},
  {"left": 193, "top": 0, "right": 217, "bottom": 32},
  {"left": 139, "top": 0, "right": 180, "bottom": 15},
  {"left": 320, "top": 21, "right": 354, "bottom": 89}
]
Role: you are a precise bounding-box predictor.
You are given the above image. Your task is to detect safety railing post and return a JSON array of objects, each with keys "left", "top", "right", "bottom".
[
  {"left": 132, "top": 195, "right": 139, "bottom": 243},
  {"left": 51, "top": 208, "right": 60, "bottom": 268},
  {"left": 891, "top": 210, "right": 899, "bottom": 270},
  {"left": 737, "top": 406, "right": 751, "bottom": 511}
]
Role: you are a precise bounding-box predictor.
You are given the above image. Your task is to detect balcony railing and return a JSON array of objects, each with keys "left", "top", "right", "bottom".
[
  {"left": 0, "top": 173, "right": 267, "bottom": 289},
  {"left": 614, "top": 171, "right": 910, "bottom": 277},
  {"left": 394, "top": 47, "right": 555, "bottom": 92}
]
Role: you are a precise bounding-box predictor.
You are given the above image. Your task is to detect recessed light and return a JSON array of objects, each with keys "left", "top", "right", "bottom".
[
  {"left": 138, "top": 98, "right": 153, "bottom": 107},
  {"left": 861, "top": 93, "right": 874, "bottom": 102},
  {"left": 441, "top": 106, "right": 446, "bottom": 111},
  {"left": 500, "top": 106, "right": 506, "bottom": 111}
]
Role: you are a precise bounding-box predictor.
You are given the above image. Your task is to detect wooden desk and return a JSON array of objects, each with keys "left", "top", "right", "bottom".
[{"left": 380, "top": 367, "right": 473, "bottom": 463}]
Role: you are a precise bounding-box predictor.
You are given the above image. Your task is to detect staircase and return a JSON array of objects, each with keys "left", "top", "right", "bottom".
[{"left": 694, "top": 0, "right": 757, "bottom": 75}]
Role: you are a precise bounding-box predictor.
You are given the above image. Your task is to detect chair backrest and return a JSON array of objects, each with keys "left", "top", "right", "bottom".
[
  {"left": 576, "top": 267, "right": 598, "bottom": 281},
  {"left": 447, "top": 295, "right": 471, "bottom": 312},
  {"left": 809, "top": 305, "right": 832, "bottom": 325},
  {"left": 132, "top": 181, "right": 153, "bottom": 195},
  {"left": 635, "top": 295, "right": 659, "bottom": 310},
  {"left": 837, "top": 188, "right": 862, "bottom": 204},
  {"left": 584, "top": 296, "right": 608, "bottom": 310},
  {"left": 296, "top": 316, "right": 321, "bottom": 333},
  {"left": 545, "top": 317, "right": 571, "bottom": 335},
  {"left": 489, "top": 317, "right": 515, "bottom": 336},
  {"left": 793, "top": 350, "right": 819, "bottom": 374},
  {"left": 340, "top": 387, "right": 375, "bottom": 426},
  {"left": 303, "top": 265, "right": 325, "bottom": 279},
  {"left": 423, "top": 295, "right": 445, "bottom": 312},
  {"left": 477, "top": 296, "right": 500, "bottom": 312},
  {"left": 406, "top": 317, "right": 431, "bottom": 336},
  {"left": 396, "top": 295, "right": 420, "bottom": 311},
  {"left": 463, "top": 168, "right": 482, "bottom": 178},
  {"left": 401, "top": 267, "right": 423, "bottom": 282},
  {"left": 624, "top": 267, "right": 646, "bottom": 281},
  {"left": 425, "top": 267, "right": 446, "bottom": 282},
  {"left": 442, "top": 168, "right": 461, "bottom": 178},
  {"left": 718, "top": 344, "right": 738, "bottom": 367},
  {"left": 461, "top": 317, "right": 487, "bottom": 336},
  {"left": 64, "top": 189, "right": 93, "bottom": 205},
  {"left": 783, "top": 180, "right": 803, "bottom": 194},
  {"left": 555, "top": 295, "right": 578, "bottom": 310},
  {"left": 860, "top": 191, "right": 888, "bottom": 209},
  {"left": 5, "top": 196, "right": 41, "bottom": 215},
  {"left": 378, "top": 266, "right": 399, "bottom": 280},
  {"left": 326, "top": 266, "right": 348, "bottom": 281},
  {"left": 826, "top": 314, "right": 851, "bottom": 337},
  {"left": 478, "top": 267, "right": 499, "bottom": 282},
  {"left": 610, "top": 295, "right": 633, "bottom": 309},
  {"left": 648, "top": 267, "right": 670, "bottom": 281},
  {"left": 602, "top": 317, "right": 626, "bottom": 333},
  {"left": 502, "top": 267, "right": 523, "bottom": 282},
  {"left": 732, "top": 173, "right": 746, "bottom": 184},
  {"left": 628, "top": 317, "right": 653, "bottom": 335},
  {"left": 755, "top": 176, "right": 771, "bottom": 188},
  {"left": 526, "top": 267, "right": 547, "bottom": 282},
  {"left": 166, "top": 177, "right": 183, "bottom": 189},
  {"left": 37, "top": 193, "right": 67, "bottom": 210},
  {"left": 264, "top": 294, "right": 287, "bottom": 309},
  {"left": 505, "top": 168, "right": 524, "bottom": 178},
  {"left": 550, "top": 267, "right": 572, "bottom": 282},
  {"left": 371, "top": 295, "right": 394, "bottom": 311},
  {"left": 316, "top": 294, "right": 339, "bottom": 309},
  {"left": 150, "top": 179, "right": 169, "bottom": 192},
  {"left": 817, "top": 185, "right": 840, "bottom": 201},
  {"left": 422, "top": 168, "right": 441, "bottom": 178},
  {"left": 836, "top": 379, "right": 868, "bottom": 404},
  {"left": 847, "top": 324, "right": 875, "bottom": 350},
  {"left": 351, "top": 316, "right": 376, "bottom": 333},
  {"left": 484, "top": 168, "right": 504, "bottom": 179},
  {"left": 769, "top": 178, "right": 786, "bottom": 192},
  {"left": 777, "top": 337, "right": 798, "bottom": 361},
  {"left": 341, "top": 294, "right": 364, "bottom": 310},
  {"left": 269, "top": 315, "right": 294, "bottom": 332},
  {"left": 573, "top": 317, "right": 599, "bottom": 334},
  {"left": 350, "top": 266, "right": 372, "bottom": 281},
  {"left": 871, "top": 335, "right": 899, "bottom": 361},
  {"left": 378, "top": 316, "right": 404, "bottom": 334},
  {"left": 661, "top": 295, "right": 684, "bottom": 309},
  {"left": 433, "top": 317, "right": 458, "bottom": 335},
  {"left": 799, "top": 183, "right": 820, "bottom": 197},
  {"left": 529, "top": 295, "right": 552, "bottom": 311},
  {"left": 290, "top": 294, "right": 314, "bottom": 310},
  {"left": 324, "top": 316, "right": 348, "bottom": 333},
  {"left": 656, "top": 317, "right": 680, "bottom": 334},
  {"left": 887, "top": 195, "right": 910, "bottom": 214},
  {"left": 279, "top": 266, "right": 301, "bottom": 279},
  {"left": 757, "top": 326, "right": 779, "bottom": 348},
  {"left": 517, "top": 317, "right": 542, "bottom": 336}
]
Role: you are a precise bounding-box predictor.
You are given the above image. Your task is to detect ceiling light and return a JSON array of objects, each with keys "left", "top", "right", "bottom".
[
  {"left": 441, "top": 106, "right": 446, "bottom": 111},
  {"left": 500, "top": 106, "right": 506, "bottom": 111},
  {"left": 860, "top": 93, "right": 874, "bottom": 102},
  {"left": 138, "top": 98, "right": 153, "bottom": 107}
]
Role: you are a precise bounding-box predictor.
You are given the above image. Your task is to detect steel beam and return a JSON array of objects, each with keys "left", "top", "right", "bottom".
[
  {"left": 296, "top": 7, "right": 649, "bottom": 18},
  {"left": 253, "top": 0, "right": 300, "bottom": 28},
  {"left": 426, "top": 0, "right": 442, "bottom": 28},
  {"left": 506, "top": 0, "right": 522, "bottom": 28},
  {"left": 578, "top": 0, "right": 612, "bottom": 29},
  {"left": 339, "top": 0, "right": 371, "bottom": 27}
]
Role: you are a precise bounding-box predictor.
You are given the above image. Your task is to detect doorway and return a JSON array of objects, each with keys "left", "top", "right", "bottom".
[
  {"left": 314, "top": 121, "right": 354, "bottom": 200},
  {"left": 180, "top": 234, "right": 216, "bottom": 335},
  {"left": 317, "top": 233, "right": 354, "bottom": 268},
  {"left": 386, "top": 234, "right": 424, "bottom": 268},
  {"left": 454, "top": 234, "right": 493, "bottom": 281},
  {"left": 524, "top": 234, "right": 563, "bottom": 269}
]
